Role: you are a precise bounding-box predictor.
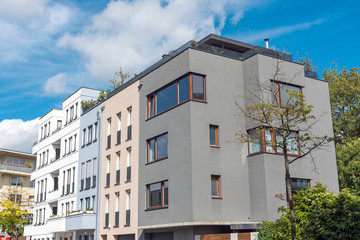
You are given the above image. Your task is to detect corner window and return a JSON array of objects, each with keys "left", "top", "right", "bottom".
[
  {"left": 248, "top": 128, "right": 299, "bottom": 156},
  {"left": 147, "top": 180, "right": 168, "bottom": 209},
  {"left": 272, "top": 81, "right": 302, "bottom": 107},
  {"left": 290, "top": 178, "right": 310, "bottom": 194},
  {"left": 147, "top": 133, "right": 168, "bottom": 163},
  {"left": 147, "top": 73, "right": 206, "bottom": 118},
  {"left": 211, "top": 175, "right": 221, "bottom": 198},
  {"left": 209, "top": 125, "right": 219, "bottom": 147}
]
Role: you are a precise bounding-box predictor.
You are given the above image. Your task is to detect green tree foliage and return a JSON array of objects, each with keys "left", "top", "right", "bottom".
[
  {"left": 258, "top": 184, "right": 360, "bottom": 240},
  {"left": 336, "top": 138, "right": 360, "bottom": 194},
  {"left": 0, "top": 201, "right": 29, "bottom": 240},
  {"left": 298, "top": 53, "right": 318, "bottom": 73},
  {"left": 323, "top": 67, "right": 360, "bottom": 144},
  {"left": 235, "top": 60, "right": 330, "bottom": 240},
  {"left": 81, "top": 67, "right": 130, "bottom": 112}
]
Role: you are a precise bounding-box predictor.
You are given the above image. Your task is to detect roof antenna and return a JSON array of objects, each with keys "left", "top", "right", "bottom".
[{"left": 264, "top": 38, "right": 269, "bottom": 49}]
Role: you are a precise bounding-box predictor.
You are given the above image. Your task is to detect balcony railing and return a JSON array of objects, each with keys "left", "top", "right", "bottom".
[
  {"left": 125, "top": 210, "right": 130, "bottom": 226},
  {"left": 80, "top": 179, "right": 84, "bottom": 191},
  {"left": 92, "top": 175, "right": 96, "bottom": 188},
  {"left": 116, "top": 170, "right": 120, "bottom": 185},
  {"left": 0, "top": 163, "right": 32, "bottom": 173},
  {"left": 305, "top": 70, "right": 318, "bottom": 79},
  {"left": 66, "top": 184, "right": 70, "bottom": 195}
]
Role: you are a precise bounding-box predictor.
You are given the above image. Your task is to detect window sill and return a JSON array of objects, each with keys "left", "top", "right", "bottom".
[
  {"left": 105, "top": 147, "right": 111, "bottom": 150},
  {"left": 104, "top": 186, "right": 110, "bottom": 189},
  {"left": 125, "top": 180, "right": 131, "bottom": 183},
  {"left": 124, "top": 224, "right": 130, "bottom": 227},
  {"left": 211, "top": 196, "right": 222, "bottom": 199},
  {"left": 126, "top": 138, "right": 132, "bottom": 142},
  {"left": 247, "top": 152, "right": 300, "bottom": 157},
  {"left": 115, "top": 143, "right": 121, "bottom": 146},
  {"left": 145, "top": 157, "right": 168, "bottom": 165},
  {"left": 113, "top": 225, "right": 119, "bottom": 228},
  {"left": 210, "top": 145, "right": 220, "bottom": 148},
  {"left": 114, "top": 183, "right": 120, "bottom": 186},
  {"left": 93, "top": 139, "right": 97, "bottom": 143},
  {"left": 145, "top": 206, "right": 168, "bottom": 211},
  {"left": 103, "top": 227, "right": 110, "bottom": 229}
]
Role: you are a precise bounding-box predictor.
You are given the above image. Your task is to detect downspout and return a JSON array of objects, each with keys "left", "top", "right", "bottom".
[{"left": 95, "top": 107, "right": 103, "bottom": 240}]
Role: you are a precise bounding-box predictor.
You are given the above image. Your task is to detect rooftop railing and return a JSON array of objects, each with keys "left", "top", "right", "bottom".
[{"left": 0, "top": 163, "right": 32, "bottom": 173}]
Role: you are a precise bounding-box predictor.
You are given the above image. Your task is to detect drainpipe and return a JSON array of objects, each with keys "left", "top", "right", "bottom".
[{"left": 95, "top": 107, "right": 103, "bottom": 240}]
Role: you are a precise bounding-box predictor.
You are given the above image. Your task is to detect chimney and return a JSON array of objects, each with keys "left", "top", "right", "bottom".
[{"left": 264, "top": 38, "right": 269, "bottom": 49}]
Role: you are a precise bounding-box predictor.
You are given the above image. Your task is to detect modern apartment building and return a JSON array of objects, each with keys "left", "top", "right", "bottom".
[
  {"left": 134, "top": 35, "right": 338, "bottom": 240},
  {"left": 98, "top": 79, "right": 140, "bottom": 240},
  {"left": 24, "top": 34, "right": 339, "bottom": 240},
  {"left": 0, "top": 148, "right": 36, "bottom": 238},
  {"left": 24, "top": 88, "right": 100, "bottom": 240}
]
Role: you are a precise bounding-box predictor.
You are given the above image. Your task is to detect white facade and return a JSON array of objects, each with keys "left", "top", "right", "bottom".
[{"left": 24, "top": 88, "right": 100, "bottom": 240}]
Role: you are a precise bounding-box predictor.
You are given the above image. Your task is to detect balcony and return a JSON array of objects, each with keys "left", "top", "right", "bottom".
[
  {"left": 65, "top": 212, "right": 96, "bottom": 231},
  {"left": 305, "top": 70, "right": 318, "bottom": 79},
  {"left": 0, "top": 163, "right": 32, "bottom": 174}
]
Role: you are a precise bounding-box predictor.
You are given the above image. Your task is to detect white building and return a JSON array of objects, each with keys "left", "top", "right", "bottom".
[{"left": 24, "top": 88, "right": 100, "bottom": 240}]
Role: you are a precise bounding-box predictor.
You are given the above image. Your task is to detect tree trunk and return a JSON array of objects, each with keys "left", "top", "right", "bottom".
[{"left": 284, "top": 151, "right": 296, "bottom": 240}]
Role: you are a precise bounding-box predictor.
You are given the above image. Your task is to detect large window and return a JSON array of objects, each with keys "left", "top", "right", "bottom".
[
  {"left": 272, "top": 81, "right": 302, "bottom": 107},
  {"left": 11, "top": 176, "right": 23, "bottom": 186},
  {"left": 147, "top": 73, "right": 206, "bottom": 118},
  {"left": 248, "top": 128, "right": 299, "bottom": 156},
  {"left": 7, "top": 158, "right": 25, "bottom": 166},
  {"left": 211, "top": 175, "right": 221, "bottom": 198},
  {"left": 147, "top": 180, "right": 168, "bottom": 209},
  {"left": 147, "top": 133, "right": 168, "bottom": 163},
  {"left": 290, "top": 178, "right": 310, "bottom": 194}
]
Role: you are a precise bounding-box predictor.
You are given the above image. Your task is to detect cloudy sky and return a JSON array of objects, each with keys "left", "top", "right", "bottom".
[{"left": 0, "top": 0, "right": 359, "bottom": 153}]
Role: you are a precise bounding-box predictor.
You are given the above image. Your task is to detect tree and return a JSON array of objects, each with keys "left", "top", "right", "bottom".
[
  {"left": 258, "top": 184, "right": 360, "bottom": 240},
  {"left": 235, "top": 60, "right": 331, "bottom": 240},
  {"left": 81, "top": 67, "right": 130, "bottom": 112},
  {"left": 336, "top": 138, "right": 360, "bottom": 194},
  {"left": 323, "top": 67, "right": 360, "bottom": 144},
  {"left": 298, "top": 53, "right": 318, "bottom": 73},
  {"left": 0, "top": 201, "right": 29, "bottom": 240}
]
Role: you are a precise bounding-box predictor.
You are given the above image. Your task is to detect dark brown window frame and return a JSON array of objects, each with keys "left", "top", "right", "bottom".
[
  {"left": 211, "top": 175, "right": 221, "bottom": 198},
  {"left": 247, "top": 127, "right": 300, "bottom": 156},
  {"left": 147, "top": 72, "right": 206, "bottom": 119},
  {"left": 147, "top": 132, "right": 168, "bottom": 163},
  {"left": 146, "top": 180, "right": 168, "bottom": 210},
  {"left": 290, "top": 177, "right": 311, "bottom": 194}
]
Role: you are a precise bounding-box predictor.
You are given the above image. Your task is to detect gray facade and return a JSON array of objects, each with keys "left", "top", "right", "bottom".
[{"left": 136, "top": 35, "right": 338, "bottom": 240}]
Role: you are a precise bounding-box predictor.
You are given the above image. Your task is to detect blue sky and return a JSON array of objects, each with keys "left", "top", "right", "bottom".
[{"left": 0, "top": 0, "right": 359, "bottom": 152}]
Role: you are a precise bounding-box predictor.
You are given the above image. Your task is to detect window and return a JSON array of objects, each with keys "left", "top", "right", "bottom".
[
  {"left": 125, "top": 190, "right": 130, "bottom": 226},
  {"left": 211, "top": 175, "right": 221, "bottom": 198},
  {"left": 6, "top": 157, "right": 25, "bottom": 166},
  {"left": 147, "top": 180, "right": 168, "bottom": 209},
  {"left": 85, "top": 197, "right": 90, "bottom": 210},
  {"left": 247, "top": 128, "right": 299, "bottom": 156},
  {"left": 88, "top": 126, "right": 93, "bottom": 144},
  {"left": 105, "top": 195, "right": 109, "bottom": 227},
  {"left": 126, "top": 148, "right": 131, "bottom": 182},
  {"left": 290, "top": 178, "right": 310, "bottom": 194},
  {"left": 106, "top": 156, "right": 110, "bottom": 187},
  {"left": 272, "top": 81, "right": 302, "bottom": 107},
  {"left": 147, "top": 73, "right": 206, "bottom": 118},
  {"left": 69, "top": 137, "right": 73, "bottom": 152},
  {"left": 11, "top": 176, "right": 23, "bottom": 186},
  {"left": 92, "top": 158, "right": 97, "bottom": 188},
  {"left": 209, "top": 125, "right": 219, "bottom": 147},
  {"left": 117, "top": 113, "right": 121, "bottom": 144},
  {"left": 116, "top": 152, "right": 120, "bottom": 185},
  {"left": 107, "top": 118, "right": 111, "bottom": 148},
  {"left": 86, "top": 160, "right": 91, "bottom": 190},
  {"left": 147, "top": 133, "right": 168, "bottom": 163},
  {"left": 127, "top": 107, "right": 132, "bottom": 140},
  {"left": 9, "top": 194, "right": 21, "bottom": 205},
  {"left": 82, "top": 129, "right": 86, "bottom": 147},
  {"left": 81, "top": 163, "right": 85, "bottom": 191},
  {"left": 94, "top": 122, "right": 98, "bottom": 141},
  {"left": 115, "top": 192, "right": 119, "bottom": 227}
]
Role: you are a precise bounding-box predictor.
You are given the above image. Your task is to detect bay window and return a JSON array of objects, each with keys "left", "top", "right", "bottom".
[{"left": 248, "top": 128, "right": 299, "bottom": 156}]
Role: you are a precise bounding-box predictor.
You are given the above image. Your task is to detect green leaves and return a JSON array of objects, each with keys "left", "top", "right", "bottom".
[
  {"left": 258, "top": 184, "right": 360, "bottom": 240},
  {"left": 0, "top": 201, "right": 29, "bottom": 240}
]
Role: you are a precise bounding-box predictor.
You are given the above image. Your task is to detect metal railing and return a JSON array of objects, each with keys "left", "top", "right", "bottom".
[
  {"left": 116, "top": 170, "right": 120, "bottom": 184},
  {"left": 0, "top": 163, "right": 32, "bottom": 173},
  {"left": 125, "top": 210, "right": 130, "bottom": 226},
  {"left": 106, "top": 173, "right": 110, "bottom": 187},
  {"left": 107, "top": 135, "right": 111, "bottom": 149},
  {"left": 126, "top": 167, "right": 131, "bottom": 182},
  {"left": 127, "top": 125, "right": 132, "bottom": 140},
  {"left": 305, "top": 70, "right": 318, "bottom": 79},
  {"left": 115, "top": 211, "right": 119, "bottom": 226},
  {"left": 117, "top": 130, "right": 121, "bottom": 144},
  {"left": 105, "top": 213, "right": 109, "bottom": 228}
]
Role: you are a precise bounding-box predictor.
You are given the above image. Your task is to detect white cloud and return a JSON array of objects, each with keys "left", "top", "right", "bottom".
[
  {"left": 0, "top": 118, "right": 39, "bottom": 153},
  {"left": 43, "top": 73, "right": 73, "bottom": 95},
  {"left": 57, "top": 0, "right": 256, "bottom": 80},
  {"left": 236, "top": 18, "right": 326, "bottom": 44},
  {"left": 0, "top": 0, "right": 74, "bottom": 64}
]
